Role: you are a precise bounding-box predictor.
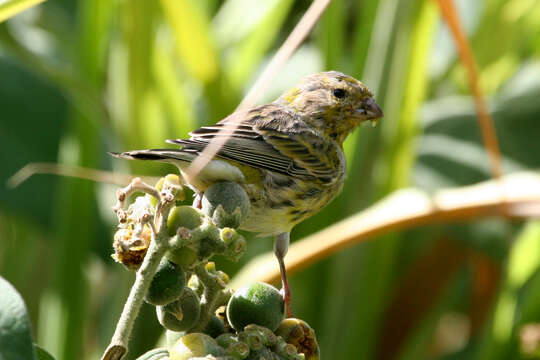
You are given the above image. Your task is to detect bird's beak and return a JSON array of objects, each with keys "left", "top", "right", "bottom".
[{"left": 360, "top": 97, "right": 383, "bottom": 120}]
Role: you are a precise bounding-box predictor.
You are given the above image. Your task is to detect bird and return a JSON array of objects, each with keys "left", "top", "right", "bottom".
[{"left": 111, "top": 71, "right": 383, "bottom": 316}]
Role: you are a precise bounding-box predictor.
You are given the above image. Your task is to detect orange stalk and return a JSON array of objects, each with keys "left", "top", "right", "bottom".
[
  {"left": 232, "top": 172, "right": 540, "bottom": 286},
  {"left": 434, "top": 0, "right": 503, "bottom": 179}
]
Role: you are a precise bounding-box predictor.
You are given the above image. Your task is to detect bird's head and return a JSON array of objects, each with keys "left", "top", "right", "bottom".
[{"left": 276, "top": 71, "right": 383, "bottom": 144}]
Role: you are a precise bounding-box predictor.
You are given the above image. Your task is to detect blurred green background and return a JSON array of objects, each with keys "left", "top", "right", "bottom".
[{"left": 1, "top": 0, "right": 540, "bottom": 359}]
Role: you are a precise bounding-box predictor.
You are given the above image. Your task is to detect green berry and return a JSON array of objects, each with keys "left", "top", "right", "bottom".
[
  {"left": 145, "top": 259, "right": 186, "bottom": 306},
  {"left": 202, "top": 182, "right": 250, "bottom": 228},
  {"left": 168, "top": 333, "right": 223, "bottom": 360},
  {"left": 226, "top": 282, "right": 284, "bottom": 332},
  {"left": 167, "top": 205, "right": 203, "bottom": 236},
  {"left": 202, "top": 315, "right": 227, "bottom": 338},
  {"left": 157, "top": 287, "right": 200, "bottom": 332},
  {"left": 167, "top": 247, "right": 198, "bottom": 268}
]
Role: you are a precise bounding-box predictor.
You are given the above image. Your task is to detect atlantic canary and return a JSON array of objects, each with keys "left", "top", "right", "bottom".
[{"left": 112, "top": 71, "right": 383, "bottom": 315}]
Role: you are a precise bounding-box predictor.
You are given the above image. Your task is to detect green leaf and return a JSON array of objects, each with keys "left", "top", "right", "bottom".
[
  {"left": 0, "top": 57, "right": 66, "bottom": 226},
  {"left": 318, "top": 0, "right": 346, "bottom": 70},
  {"left": 0, "top": 276, "right": 36, "bottom": 360},
  {"left": 152, "top": 42, "right": 196, "bottom": 139},
  {"left": 474, "top": 221, "right": 540, "bottom": 360},
  {"left": 216, "top": 0, "right": 294, "bottom": 91},
  {"left": 34, "top": 344, "right": 55, "bottom": 360},
  {"left": 415, "top": 62, "right": 540, "bottom": 191},
  {"left": 160, "top": 0, "right": 218, "bottom": 83},
  {"left": 0, "top": 0, "right": 45, "bottom": 23}
]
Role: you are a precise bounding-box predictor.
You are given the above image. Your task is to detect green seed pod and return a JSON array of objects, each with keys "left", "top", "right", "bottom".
[
  {"left": 220, "top": 228, "right": 247, "bottom": 262},
  {"left": 134, "top": 347, "right": 169, "bottom": 360},
  {"left": 169, "top": 333, "right": 224, "bottom": 360},
  {"left": 145, "top": 259, "right": 186, "bottom": 306},
  {"left": 275, "top": 319, "right": 319, "bottom": 360},
  {"left": 226, "top": 342, "right": 250, "bottom": 359},
  {"left": 203, "top": 314, "right": 227, "bottom": 338},
  {"left": 167, "top": 206, "right": 204, "bottom": 236},
  {"left": 157, "top": 287, "right": 201, "bottom": 332},
  {"left": 227, "top": 282, "right": 284, "bottom": 332},
  {"left": 202, "top": 182, "right": 250, "bottom": 228}
]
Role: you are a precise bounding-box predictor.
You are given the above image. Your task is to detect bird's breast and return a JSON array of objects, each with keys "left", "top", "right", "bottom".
[{"left": 239, "top": 170, "right": 345, "bottom": 236}]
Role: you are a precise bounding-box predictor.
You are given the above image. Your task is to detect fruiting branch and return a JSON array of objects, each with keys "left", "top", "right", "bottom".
[
  {"left": 103, "top": 177, "right": 181, "bottom": 360},
  {"left": 102, "top": 178, "right": 253, "bottom": 360}
]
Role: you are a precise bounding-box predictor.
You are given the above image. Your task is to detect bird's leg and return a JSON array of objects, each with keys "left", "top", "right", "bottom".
[
  {"left": 275, "top": 232, "right": 292, "bottom": 317},
  {"left": 193, "top": 192, "right": 203, "bottom": 209}
]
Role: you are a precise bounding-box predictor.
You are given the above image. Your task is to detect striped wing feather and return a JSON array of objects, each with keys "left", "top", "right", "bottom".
[{"left": 167, "top": 104, "right": 338, "bottom": 183}]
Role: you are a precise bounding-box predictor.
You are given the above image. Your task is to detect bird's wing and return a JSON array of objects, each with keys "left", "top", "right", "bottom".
[{"left": 167, "top": 104, "right": 340, "bottom": 183}]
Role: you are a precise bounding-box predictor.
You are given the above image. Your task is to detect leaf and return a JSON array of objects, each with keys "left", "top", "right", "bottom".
[
  {"left": 160, "top": 0, "right": 218, "bottom": 83},
  {"left": 474, "top": 220, "right": 540, "bottom": 360},
  {"left": 34, "top": 344, "right": 55, "bottom": 360},
  {"left": 0, "top": 0, "right": 45, "bottom": 23},
  {"left": 0, "top": 276, "right": 36, "bottom": 360},
  {"left": 317, "top": 0, "right": 345, "bottom": 70},
  {"left": 152, "top": 42, "right": 196, "bottom": 139},
  {"left": 415, "top": 62, "right": 540, "bottom": 191},
  {"left": 0, "top": 57, "right": 66, "bottom": 226},
  {"left": 216, "top": 0, "right": 295, "bottom": 91}
]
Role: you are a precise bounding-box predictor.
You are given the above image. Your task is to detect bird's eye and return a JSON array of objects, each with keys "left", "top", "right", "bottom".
[{"left": 333, "top": 88, "right": 346, "bottom": 99}]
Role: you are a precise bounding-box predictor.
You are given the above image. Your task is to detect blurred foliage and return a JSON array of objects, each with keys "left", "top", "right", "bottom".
[{"left": 1, "top": 0, "right": 540, "bottom": 359}]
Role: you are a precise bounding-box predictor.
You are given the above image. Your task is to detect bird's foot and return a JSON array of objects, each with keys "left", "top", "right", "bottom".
[{"left": 280, "top": 282, "right": 293, "bottom": 318}]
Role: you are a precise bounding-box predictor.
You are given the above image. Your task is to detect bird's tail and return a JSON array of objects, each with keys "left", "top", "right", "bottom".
[{"left": 109, "top": 149, "right": 195, "bottom": 163}]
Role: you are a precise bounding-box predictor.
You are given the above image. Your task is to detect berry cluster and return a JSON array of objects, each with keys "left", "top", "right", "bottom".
[{"left": 107, "top": 176, "right": 319, "bottom": 360}]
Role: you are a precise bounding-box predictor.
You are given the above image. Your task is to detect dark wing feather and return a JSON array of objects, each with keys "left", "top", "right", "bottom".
[{"left": 167, "top": 104, "right": 340, "bottom": 183}]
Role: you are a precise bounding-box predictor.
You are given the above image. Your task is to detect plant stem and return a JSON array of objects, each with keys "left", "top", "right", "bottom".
[
  {"left": 101, "top": 234, "right": 166, "bottom": 360},
  {"left": 190, "top": 264, "right": 226, "bottom": 333},
  {"left": 102, "top": 178, "right": 176, "bottom": 360}
]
